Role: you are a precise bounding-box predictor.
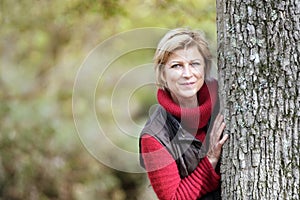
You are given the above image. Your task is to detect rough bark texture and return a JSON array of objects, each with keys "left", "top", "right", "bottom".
[{"left": 217, "top": 0, "right": 300, "bottom": 199}]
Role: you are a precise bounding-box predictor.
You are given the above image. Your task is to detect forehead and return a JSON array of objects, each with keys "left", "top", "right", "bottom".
[{"left": 167, "top": 46, "right": 203, "bottom": 62}]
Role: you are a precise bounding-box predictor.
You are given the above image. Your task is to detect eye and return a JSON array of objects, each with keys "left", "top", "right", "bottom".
[
  {"left": 170, "top": 64, "right": 182, "bottom": 68},
  {"left": 191, "top": 62, "right": 201, "bottom": 67}
]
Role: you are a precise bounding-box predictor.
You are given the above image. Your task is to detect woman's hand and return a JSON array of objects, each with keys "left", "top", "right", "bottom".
[{"left": 207, "top": 114, "right": 229, "bottom": 169}]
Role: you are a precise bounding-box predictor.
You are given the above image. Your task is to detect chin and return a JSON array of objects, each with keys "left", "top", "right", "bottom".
[{"left": 180, "top": 91, "right": 198, "bottom": 98}]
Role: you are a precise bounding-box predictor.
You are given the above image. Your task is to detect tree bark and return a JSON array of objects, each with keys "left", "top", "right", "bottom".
[{"left": 217, "top": 0, "right": 300, "bottom": 199}]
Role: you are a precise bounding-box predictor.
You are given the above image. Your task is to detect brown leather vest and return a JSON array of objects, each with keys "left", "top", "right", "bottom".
[{"left": 139, "top": 105, "right": 221, "bottom": 200}]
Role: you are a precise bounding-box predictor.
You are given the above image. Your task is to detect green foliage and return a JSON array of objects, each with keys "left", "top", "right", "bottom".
[{"left": 0, "top": 0, "right": 216, "bottom": 199}]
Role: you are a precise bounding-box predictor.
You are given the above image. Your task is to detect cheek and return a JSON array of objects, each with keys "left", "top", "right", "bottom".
[
  {"left": 194, "top": 67, "right": 205, "bottom": 78},
  {"left": 165, "top": 70, "right": 181, "bottom": 82}
]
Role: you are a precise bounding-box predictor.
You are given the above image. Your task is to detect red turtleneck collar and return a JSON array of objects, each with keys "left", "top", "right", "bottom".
[{"left": 157, "top": 80, "right": 218, "bottom": 131}]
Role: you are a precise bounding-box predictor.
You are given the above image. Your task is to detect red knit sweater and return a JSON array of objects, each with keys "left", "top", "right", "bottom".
[{"left": 140, "top": 81, "right": 220, "bottom": 200}]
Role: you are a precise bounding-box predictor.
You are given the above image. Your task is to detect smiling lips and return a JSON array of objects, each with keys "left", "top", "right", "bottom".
[
  {"left": 179, "top": 81, "right": 197, "bottom": 88},
  {"left": 180, "top": 81, "right": 196, "bottom": 85}
]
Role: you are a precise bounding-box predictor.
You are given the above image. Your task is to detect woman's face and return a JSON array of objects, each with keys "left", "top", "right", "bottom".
[{"left": 163, "top": 45, "right": 205, "bottom": 103}]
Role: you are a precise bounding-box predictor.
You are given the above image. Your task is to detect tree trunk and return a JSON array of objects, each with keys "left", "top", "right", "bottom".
[{"left": 216, "top": 0, "right": 299, "bottom": 199}]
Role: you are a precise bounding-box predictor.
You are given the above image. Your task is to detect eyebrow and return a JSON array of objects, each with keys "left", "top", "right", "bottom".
[
  {"left": 169, "top": 59, "right": 202, "bottom": 64},
  {"left": 190, "top": 59, "right": 202, "bottom": 62}
]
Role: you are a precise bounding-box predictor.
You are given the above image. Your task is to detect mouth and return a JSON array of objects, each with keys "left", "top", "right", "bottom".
[{"left": 180, "top": 81, "right": 196, "bottom": 86}]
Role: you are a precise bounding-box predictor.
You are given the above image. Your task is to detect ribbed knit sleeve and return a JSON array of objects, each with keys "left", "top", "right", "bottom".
[{"left": 141, "top": 134, "right": 220, "bottom": 200}]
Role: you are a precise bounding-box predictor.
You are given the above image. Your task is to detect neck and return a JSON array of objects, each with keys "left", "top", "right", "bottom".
[{"left": 171, "top": 93, "right": 198, "bottom": 108}]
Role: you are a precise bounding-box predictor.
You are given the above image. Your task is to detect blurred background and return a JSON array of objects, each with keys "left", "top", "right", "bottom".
[{"left": 0, "top": 0, "right": 217, "bottom": 199}]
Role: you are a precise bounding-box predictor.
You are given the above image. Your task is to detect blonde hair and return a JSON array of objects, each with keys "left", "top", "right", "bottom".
[{"left": 154, "top": 28, "right": 213, "bottom": 90}]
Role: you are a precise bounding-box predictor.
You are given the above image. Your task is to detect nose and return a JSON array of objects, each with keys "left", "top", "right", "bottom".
[{"left": 182, "top": 64, "right": 192, "bottom": 78}]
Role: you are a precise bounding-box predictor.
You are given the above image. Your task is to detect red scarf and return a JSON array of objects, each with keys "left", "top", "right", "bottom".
[{"left": 157, "top": 80, "right": 218, "bottom": 136}]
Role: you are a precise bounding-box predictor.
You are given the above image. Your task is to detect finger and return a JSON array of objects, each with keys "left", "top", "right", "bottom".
[
  {"left": 211, "top": 114, "right": 223, "bottom": 136},
  {"left": 219, "top": 134, "right": 229, "bottom": 145},
  {"left": 215, "top": 114, "right": 224, "bottom": 132},
  {"left": 216, "top": 122, "right": 226, "bottom": 140},
  {"left": 214, "top": 134, "right": 229, "bottom": 152},
  {"left": 209, "top": 123, "right": 225, "bottom": 151},
  {"left": 213, "top": 114, "right": 222, "bottom": 128}
]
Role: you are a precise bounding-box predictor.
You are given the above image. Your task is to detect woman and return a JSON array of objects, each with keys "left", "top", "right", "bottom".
[{"left": 139, "top": 28, "right": 229, "bottom": 200}]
